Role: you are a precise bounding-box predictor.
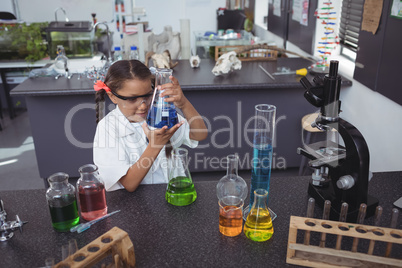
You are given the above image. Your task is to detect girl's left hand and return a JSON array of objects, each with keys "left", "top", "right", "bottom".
[{"left": 159, "top": 76, "right": 188, "bottom": 109}]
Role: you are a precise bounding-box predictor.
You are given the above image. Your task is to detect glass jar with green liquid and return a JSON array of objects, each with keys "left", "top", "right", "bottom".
[
  {"left": 165, "top": 148, "right": 197, "bottom": 206},
  {"left": 46, "top": 172, "right": 80, "bottom": 232},
  {"left": 244, "top": 189, "right": 274, "bottom": 242}
]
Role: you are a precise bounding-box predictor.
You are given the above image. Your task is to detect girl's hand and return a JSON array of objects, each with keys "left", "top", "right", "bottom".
[
  {"left": 142, "top": 121, "right": 184, "bottom": 149},
  {"left": 159, "top": 76, "right": 188, "bottom": 109}
]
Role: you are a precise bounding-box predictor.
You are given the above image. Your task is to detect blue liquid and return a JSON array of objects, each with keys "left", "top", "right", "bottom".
[
  {"left": 146, "top": 105, "right": 178, "bottom": 129},
  {"left": 249, "top": 144, "right": 273, "bottom": 207}
]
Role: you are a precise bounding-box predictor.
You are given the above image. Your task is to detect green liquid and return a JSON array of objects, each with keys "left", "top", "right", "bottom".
[
  {"left": 49, "top": 200, "right": 80, "bottom": 232},
  {"left": 165, "top": 176, "right": 197, "bottom": 206},
  {"left": 244, "top": 208, "right": 274, "bottom": 242}
]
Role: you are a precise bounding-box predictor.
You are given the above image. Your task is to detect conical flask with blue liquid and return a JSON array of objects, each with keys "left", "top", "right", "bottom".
[{"left": 146, "top": 68, "right": 179, "bottom": 129}]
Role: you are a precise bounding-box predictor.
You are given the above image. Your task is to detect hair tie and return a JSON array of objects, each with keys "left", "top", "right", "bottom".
[{"left": 94, "top": 80, "right": 111, "bottom": 92}]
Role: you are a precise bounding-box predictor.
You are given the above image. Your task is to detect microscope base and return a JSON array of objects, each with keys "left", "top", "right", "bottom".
[{"left": 308, "top": 183, "right": 379, "bottom": 222}]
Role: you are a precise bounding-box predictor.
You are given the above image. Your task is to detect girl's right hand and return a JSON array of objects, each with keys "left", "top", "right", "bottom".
[{"left": 142, "top": 121, "right": 184, "bottom": 149}]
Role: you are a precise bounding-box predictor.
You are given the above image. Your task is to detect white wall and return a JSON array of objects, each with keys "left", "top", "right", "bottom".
[
  {"left": 11, "top": 0, "right": 226, "bottom": 56},
  {"left": 2, "top": 1, "right": 14, "bottom": 14},
  {"left": 16, "top": 0, "right": 114, "bottom": 23},
  {"left": 134, "top": 0, "right": 226, "bottom": 53},
  {"left": 339, "top": 72, "right": 402, "bottom": 172}
]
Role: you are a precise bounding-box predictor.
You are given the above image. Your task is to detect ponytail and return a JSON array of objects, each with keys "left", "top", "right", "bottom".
[{"left": 95, "top": 90, "right": 107, "bottom": 124}]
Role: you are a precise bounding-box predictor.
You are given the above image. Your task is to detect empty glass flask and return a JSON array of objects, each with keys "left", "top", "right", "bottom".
[
  {"left": 216, "top": 154, "right": 248, "bottom": 201},
  {"left": 146, "top": 68, "right": 179, "bottom": 129},
  {"left": 244, "top": 189, "right": 274, "bottom": 242},
  {"left": 165, "top": 148, "right": 197, "bottom": 206},
  {"left": 46, "top": 172, "right": 79, "bottom": 232},
  {"left": 76, "top": 164, "right": 108, "bottom": 221}
]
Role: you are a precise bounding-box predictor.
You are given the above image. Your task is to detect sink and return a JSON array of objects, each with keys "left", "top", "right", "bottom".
[{"left": 46, "top": 21, "right": 92, "bottom": 32}]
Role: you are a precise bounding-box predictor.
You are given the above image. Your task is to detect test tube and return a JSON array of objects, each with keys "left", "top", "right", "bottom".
[
  {"left": 61, "top": 239, "right": 78, "bottom": 260},
  {"left": 352, "top": 203, "right": 367, "bottom": 252},
  {"left": 385, "top": 208, "right": 399, "bottom": 257},
  {"left": 368, "top": 206, "right": 383, "bottom": 255},
  {"left": 336, "top": 202, "right": 348, "bottom": 250},
  {"left": 319, "top": 200, "right": 331, "bottom": 247},
  {"left": 44, "top": 258, "right": 54, "bottom": 268},
  {"left": 304, "top": 197, "right": 315, "bottom": 245}
]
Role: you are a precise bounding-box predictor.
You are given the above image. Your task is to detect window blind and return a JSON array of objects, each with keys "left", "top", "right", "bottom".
[{"left": 339, "top": 0, "right": 365, "bottom": 52}]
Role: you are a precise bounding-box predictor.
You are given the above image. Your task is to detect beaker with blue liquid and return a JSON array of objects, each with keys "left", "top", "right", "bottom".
[
  {"left": 244, "top": 104, "right": 277, "bottom": 221},
  {"left": 146, "top": 68, "right": 178, "bottom": 129}
]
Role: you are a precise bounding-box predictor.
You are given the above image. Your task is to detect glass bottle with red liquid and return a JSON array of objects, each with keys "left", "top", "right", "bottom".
[{"left": 77, "top": 164, "right": 108, "bottom": 221}]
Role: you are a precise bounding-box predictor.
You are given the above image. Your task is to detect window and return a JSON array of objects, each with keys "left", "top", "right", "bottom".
[{"left": 339, "top": 0, "right": 365, "bottom": 61}]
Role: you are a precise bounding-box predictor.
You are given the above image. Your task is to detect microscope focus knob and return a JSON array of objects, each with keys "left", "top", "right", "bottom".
[{"left": 337, "top": 175, "right": 355, "bottom": 190}]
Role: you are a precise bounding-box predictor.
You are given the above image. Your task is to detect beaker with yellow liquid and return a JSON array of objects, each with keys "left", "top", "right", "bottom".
[{"left": 244, "top": 189, "right": 274, "bottom": 242}]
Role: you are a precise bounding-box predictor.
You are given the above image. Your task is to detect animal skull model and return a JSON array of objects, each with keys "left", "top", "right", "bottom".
[
  {"left": 189, "top": 55, "right": 200, "bottom": 68},
  {"left": 145, "top": 50, "right": 178, "bottom": 69},
  {"left": 212, "top": 51, "right": 242, "bottom": 76}
]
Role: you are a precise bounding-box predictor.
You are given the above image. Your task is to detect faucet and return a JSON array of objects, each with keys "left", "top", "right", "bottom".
[
  {"left": 0, "top": 198, "right": 27, "bottom": 241},
  {"left": 93, "top": 21, "right": 113, "bottom": 65},
  {"left": 54, "top": 7, "right": 69, "bottom": 22}
]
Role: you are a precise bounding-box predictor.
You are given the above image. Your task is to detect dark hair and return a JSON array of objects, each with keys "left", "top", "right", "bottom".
[
  {"left": 94, "top": 60, "right": 172, "bottom": 158},
  {"left": 95, "top": 60, "right": 153, "bottom": 123}
]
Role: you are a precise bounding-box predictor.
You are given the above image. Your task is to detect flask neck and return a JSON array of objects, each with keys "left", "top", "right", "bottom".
[
  {"left": 226, "top": 154, "right": 239, "bottom": 177},
  {"left": 78, "top": 164, "right": 100, "bottom": 182},
  {"left": 172, "top": 148, "right": 188, "bottom": 168},
  {"left": 155, "top": 68, "right": 173, "bottom": 87},
  {"left": 48, "top": 172, "right": 70, "bottom": 189},
  {"left": 252, "top": 189, "right": 269, "bottom": 209}
]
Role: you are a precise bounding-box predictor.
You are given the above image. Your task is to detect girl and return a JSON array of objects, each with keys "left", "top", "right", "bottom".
[{"left": 93, "top": 60, "right": 207, "bottom": 192}]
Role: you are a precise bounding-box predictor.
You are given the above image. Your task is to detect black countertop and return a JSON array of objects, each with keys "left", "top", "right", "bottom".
[
  {"left": 10, "top": 58, "right": 352, "bottom": 96},
  {"left": 1, "top": 172, "right": 401, "bottom": 267}
]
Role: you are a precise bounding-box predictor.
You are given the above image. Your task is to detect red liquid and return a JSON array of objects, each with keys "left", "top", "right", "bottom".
[
  {"left": 219, "top": 205, "right": 243, "bottom": 237},
  {"left": 78, "top": 184, "right": 107, "bottom": 221}
]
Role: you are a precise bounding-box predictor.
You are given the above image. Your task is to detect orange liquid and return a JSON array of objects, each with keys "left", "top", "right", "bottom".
[{"left": 219, "top": 205, "right": 243, "bottom": 236}]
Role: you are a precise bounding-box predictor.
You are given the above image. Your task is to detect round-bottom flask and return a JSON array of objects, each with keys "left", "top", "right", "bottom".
[
  {"left": 46, "top": 172, "right": 79, "bottom": 232},
  {"left": 216, "top": 154, "right": 248, "bottom": 237},
  {"left": 244, "top": 189, "right": 274, "bottom": 242}
]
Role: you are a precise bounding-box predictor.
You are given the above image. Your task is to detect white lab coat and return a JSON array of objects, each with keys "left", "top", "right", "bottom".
[{"left": 93, "top": 105, "right": 198, "bottom": 191}]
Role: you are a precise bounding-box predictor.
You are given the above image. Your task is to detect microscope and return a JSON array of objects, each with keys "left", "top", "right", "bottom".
[{"left": 298, "top": 60, "right": 379, "bottom": 222}]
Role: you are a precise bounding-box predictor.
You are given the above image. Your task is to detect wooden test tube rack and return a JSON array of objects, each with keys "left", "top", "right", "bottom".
[
  {"left": 286, "top": 216, "right": 402, "bottom": 267},
  {"left": 54, "top": 227, "right": 135, "bottom": 268}
]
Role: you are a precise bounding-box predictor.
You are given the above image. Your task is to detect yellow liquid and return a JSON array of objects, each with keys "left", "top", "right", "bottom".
[
  {"left": 244, "top": 208, "right": 274, "bottom": 242},
  {"left": 219, "top": 205, "right": 243, "bottom": 237}
]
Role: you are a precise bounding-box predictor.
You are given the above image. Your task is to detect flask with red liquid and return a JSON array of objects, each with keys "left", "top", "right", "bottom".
[{"left": 77, "top": 164, "right": 108, "bottom": 221}]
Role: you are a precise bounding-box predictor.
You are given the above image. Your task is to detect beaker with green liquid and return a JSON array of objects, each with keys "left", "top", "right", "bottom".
[
  {"left": 165, "top": 148, "right": 197, "bottom": 206},
  {"left": 244, "top": 189, "right": 274, "bottom": 242}
]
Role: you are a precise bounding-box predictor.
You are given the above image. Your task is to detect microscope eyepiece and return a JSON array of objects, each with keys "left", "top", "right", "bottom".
[{"left": 329, "top": 60, "right": 339, "bottom": 78}]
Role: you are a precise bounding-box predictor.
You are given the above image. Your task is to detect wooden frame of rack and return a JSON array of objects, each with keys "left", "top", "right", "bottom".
[{"left": 286, "top": 216, "right": 402, "bottom": 267}]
